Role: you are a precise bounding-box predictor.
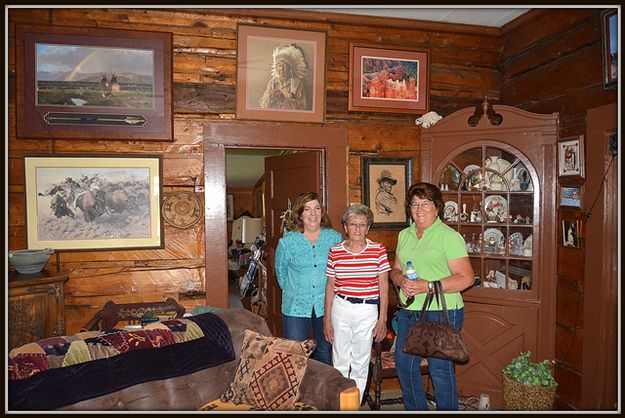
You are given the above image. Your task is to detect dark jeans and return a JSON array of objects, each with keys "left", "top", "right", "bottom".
[
  {"left": 394, "top": 307, "right": 465, "bottom": 410},
  {"left": 282, "top": 309, "right": 331, "bottom": 365}
]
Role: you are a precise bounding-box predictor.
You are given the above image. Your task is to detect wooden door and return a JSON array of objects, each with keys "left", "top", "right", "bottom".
[{"left": 264, "top": 151, "right": 321, "bottom": 337}]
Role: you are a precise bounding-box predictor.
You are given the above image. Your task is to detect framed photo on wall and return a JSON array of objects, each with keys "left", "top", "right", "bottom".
[
  {"left": 562, "top": 219, "right": 581, "bottom": 248},
  {"left": 559, "top": 186, "right": 583, "bottom": 208},
  {"left": 349, "top": 42, "right": 429, "bottom": 114},
  {"left": 236, "top": 24, "right": 326, "bottom": 123},
  {"left": 15, "top": 25, "right": 173, "bottom": 141},
  {"left": 24, "top": 154, "right": 163, "bottom": 251},
  {"left": 361, "top": 157, "right": 412, "bottom": 230},
  {"left": 601, "top": 9, "right": 617, "bottom": 88},
  {"left": 558, "top": 135, "right": 585, "bottom": 178}
]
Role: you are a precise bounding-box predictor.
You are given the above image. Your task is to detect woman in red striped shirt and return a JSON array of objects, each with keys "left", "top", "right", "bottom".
[{"left": 323, "top": 203, "right": 390, "bottom": 403}]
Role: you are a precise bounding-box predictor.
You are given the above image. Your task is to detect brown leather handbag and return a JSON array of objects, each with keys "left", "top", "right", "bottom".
[{"left": 402, "top": 280, "right": 470, "bottom": 363}]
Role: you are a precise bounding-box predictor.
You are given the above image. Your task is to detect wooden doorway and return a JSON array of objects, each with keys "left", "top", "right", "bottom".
[{"left": 203, "top": 122, "right": 348, "bottom": 326}]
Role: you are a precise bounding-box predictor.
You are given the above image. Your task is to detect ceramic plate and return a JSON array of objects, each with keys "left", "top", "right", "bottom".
[
  {"left": 523, "top": 234, "right": 533, "bottom": 256},
  {"left": 443, "top": 201, "right": 458, "bottom": 222},
  {"left": 483, "top": 228, "right": 505, "bottom": 253},
  {"left": 484, "top": 195, "right": 508, "bottom": 222},
  {"left": 463, "top": 164, "right": 480, "bottom": 174},
  {"left": 509, "top": 232, "right": 524, "bottom": 256}
]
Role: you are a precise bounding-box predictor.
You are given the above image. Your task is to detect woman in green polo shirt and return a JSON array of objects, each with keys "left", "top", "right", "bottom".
[{"left": 389, "top": 182, "right": 474, "bottom": 410}]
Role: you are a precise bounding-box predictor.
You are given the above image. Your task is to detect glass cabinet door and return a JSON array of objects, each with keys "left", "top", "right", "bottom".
[{"left": 438, "top": 145, "right": 534, "bottom": 291}]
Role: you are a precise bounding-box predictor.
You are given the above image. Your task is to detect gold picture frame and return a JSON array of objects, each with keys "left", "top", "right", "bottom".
[{"left": 24, "top": 154, "right": 163, "bottom": 251}]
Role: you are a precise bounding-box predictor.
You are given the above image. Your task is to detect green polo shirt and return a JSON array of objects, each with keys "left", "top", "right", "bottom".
[{"left": 395, "top": 217, "right": 468, "bottom": 310}]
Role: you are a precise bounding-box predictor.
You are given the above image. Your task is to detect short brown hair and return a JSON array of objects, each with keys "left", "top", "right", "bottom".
[
  {"left": 405, "top": 182, "right": 444, "bottom": 218},
  {"left": 288, "top": 192, "right": 333, "bottom": 232}
]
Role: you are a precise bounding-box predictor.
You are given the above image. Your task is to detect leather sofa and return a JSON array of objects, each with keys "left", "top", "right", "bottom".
[{"left": 9, "top": 308, "right": 359, "bottom": 411}]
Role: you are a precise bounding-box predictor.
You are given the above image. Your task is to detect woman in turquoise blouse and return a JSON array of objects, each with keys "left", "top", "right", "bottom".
[{"left": 274, "top": 192, "right": 342, "bottom": 365}]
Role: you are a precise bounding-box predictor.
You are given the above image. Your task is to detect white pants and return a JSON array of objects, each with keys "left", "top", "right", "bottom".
[{"left": 331, "top": 294, "right": 378, "bottom": 401}]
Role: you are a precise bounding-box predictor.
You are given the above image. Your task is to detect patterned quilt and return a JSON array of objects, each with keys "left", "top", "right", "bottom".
[{"left": 8, "top": 312, "right": 235, "bottom": 410}]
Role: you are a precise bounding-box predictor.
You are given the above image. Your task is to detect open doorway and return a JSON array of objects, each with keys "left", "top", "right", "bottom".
[{"left": 203, "top": 121, "right": 348, "bottom": 335}]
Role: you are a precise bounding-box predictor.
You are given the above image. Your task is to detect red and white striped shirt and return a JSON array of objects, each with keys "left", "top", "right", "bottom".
[{"left": 326, "top": 239, "right": 391, "bottom": 299}]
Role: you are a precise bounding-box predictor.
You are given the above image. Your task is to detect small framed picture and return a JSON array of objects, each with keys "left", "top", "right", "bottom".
[
  {"left": 558, "top": 135, "right": 585, "bottom": 178},
  {"left": 349, "top": 42, "right": 429, "bottom": 114},
  {"left": 560, "top": 186, "right": 583, "bottom": 208},
  {"left": 601, "top": 9, "right": 617, "bottom": 89},
  {"left": 562, "top": 219, "right": 581, "bottom": 248},
  {"left": 361, "top": 157, "right": 412, "bottom": 230}
]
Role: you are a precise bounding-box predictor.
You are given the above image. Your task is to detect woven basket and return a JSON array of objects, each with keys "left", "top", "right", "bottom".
[{"left": 502, "top": 374, "right": 556, "bottom": 410}]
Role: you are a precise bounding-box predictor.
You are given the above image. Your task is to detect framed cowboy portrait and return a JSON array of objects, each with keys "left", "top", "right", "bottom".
[
  {"left": 361, "top": 157, "right": 412, "bottom": 230},
  {"left": 236, "top": 24, "right": 326, "bottom": 123}
]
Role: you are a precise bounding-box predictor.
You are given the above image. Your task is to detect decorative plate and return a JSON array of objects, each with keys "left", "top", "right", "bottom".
[
  {"left": 483, "top": 228, "right": 505, "bottom": 254},
  {"left": 508, "top": 232, "right": 524, "bottom": 256},
  {"left": 443, "top": 201, "right": 458, "bottom": 222},
  {"left": 484, "top": 195, "right": 508, "bottom": 223},
  {"left": 462, "top": 164, "right": 482, "bottom": 190},
  {"left": 523, "top": 234, "right": 533, "bottom": 256},
  {"left": 162, "top": 191, "right": 202, "bottom": 228}
]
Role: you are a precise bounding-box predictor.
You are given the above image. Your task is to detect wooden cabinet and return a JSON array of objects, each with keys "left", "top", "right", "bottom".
[
  {"left": 8, "top": 270, "right": 68, "bottom": 350},
  {"left": 420, "top": 101, "right": 558, "bottom": 408}
]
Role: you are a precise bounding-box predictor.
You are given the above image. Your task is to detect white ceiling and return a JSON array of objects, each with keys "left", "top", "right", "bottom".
[{"left": 293, "top": 7, "right": 531, "bottom": 27}]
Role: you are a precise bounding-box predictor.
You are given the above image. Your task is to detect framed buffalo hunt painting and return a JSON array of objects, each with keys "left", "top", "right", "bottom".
[
  {"left": 23, "top": 154, "right": 163, "bottom": 251},
  {"left": 15, "top": 25, "right": 173, "bottom": 141}
]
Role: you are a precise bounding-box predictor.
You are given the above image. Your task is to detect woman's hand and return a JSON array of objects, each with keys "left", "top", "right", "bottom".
[
  {"left": 323, "top": 318, "right": 334, "bottom": 343},
  {"left": 399, "top": 275, "right": 420, "bottom": 297},
  {"left": 372, "top": 319, "right": 387, "bottom": 343}
]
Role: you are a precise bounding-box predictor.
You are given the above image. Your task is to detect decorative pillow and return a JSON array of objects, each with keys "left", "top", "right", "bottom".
[{"left": 221, "top": 329, "right": 316, "bottom": 410}]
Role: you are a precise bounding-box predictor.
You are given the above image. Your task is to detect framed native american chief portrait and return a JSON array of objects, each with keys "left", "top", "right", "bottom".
[{"left": 236, "top": 24, "right": 326, "bottom": 123}]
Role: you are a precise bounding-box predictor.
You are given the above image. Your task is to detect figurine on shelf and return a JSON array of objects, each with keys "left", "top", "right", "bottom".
[
  {"left": 470, "top": 202, "right": 482, "bottom": 223},
  {"left": 459, "top": 203, "right": 469, "bottom": 222},
  {"left": 508, "top": 278, "right": 519, "bottom": 290}
]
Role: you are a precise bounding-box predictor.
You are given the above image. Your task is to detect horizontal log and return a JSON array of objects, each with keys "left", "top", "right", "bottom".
[{"left": 174, "top": 83, "right": 234, "bottom": 114}]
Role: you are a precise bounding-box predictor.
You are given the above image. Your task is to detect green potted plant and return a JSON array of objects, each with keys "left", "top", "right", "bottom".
[{"left": 502, "top": 351, "right": 558, "bottom": 410}]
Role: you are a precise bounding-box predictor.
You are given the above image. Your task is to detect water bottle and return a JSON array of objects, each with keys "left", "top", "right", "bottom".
[
  {"left": 405, "top": 261, "right": 418, "bottom": 280},
  {"left": 404, "top": 261, "right": 418, "bottom": 305}
]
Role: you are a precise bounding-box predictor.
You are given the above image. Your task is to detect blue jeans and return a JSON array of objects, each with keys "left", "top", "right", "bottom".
[
  {"left": 282, "top": 309, "right": 331, "bottom": 365},
  {"left": 394, "top": 307, "right": 465, "bottom": 410}
]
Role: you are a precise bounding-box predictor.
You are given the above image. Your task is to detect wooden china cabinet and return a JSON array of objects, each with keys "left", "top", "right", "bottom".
[{"left": 420, "top": 100, "right": 558, "bottom": 407}]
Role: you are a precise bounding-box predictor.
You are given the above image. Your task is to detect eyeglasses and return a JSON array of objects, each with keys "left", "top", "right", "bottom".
[
  {"left": 410, "top": 201, "right": 435, "bottom": 210},
  {"left": 347, "top": 222, "right": 369, "bottom": 229}
]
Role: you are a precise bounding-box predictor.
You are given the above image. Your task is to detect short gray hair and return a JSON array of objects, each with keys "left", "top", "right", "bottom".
[{"left": 341, "top": 203, "right": 374, "bottom": 226}]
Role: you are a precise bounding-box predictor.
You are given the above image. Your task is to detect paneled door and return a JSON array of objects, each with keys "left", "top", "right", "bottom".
[{"left": 264, "top": 151, "right": 321, "bottom": 337}]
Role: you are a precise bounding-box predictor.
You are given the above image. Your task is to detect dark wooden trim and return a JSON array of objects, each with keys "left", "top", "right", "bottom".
[{"left": 581, "top": 102, "right": 617, "bottom": 409}]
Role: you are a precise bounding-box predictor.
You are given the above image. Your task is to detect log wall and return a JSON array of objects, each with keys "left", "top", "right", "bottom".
[
  {"left": 7, "top": 8, "right": 502, "bottom": 335},
  {"left": 500, "top": 8, "right": 617, "bottom": 410}
]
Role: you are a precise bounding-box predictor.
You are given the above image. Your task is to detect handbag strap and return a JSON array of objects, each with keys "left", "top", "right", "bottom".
[
  {"left": 433, "top": 280, "right": 450, "bottom": 323},
  {"left": 417, "top": 286, "right": 435, "bottom": 322}
]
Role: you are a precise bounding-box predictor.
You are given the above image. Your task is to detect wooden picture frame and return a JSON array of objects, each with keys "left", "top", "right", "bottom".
[
  {"left": 236, "top": 24, "right": 326, "bottom": 123},
  {"left": 361, "top": 157, "right": 412, "bottom": 230},
  {"left": 16, "top": 25, "right": 173, "bottom": 141},
  {"left": 601, "top": 9, "right": 617, "bottom": 89},
  {"left": 558, "top": 135, "right": 585, "bottom": 178},
  {"left": 349, "top": 42, "right": 429, "bottom": 114},
  {"left": 559, "top": 186, "right": 583, "bottom": 208},
  {"left": 562, "top": 219, "right": 581, "bottom": 248},
  {"left": 24, "top": 154, "right": 163, "bottom": 251}
]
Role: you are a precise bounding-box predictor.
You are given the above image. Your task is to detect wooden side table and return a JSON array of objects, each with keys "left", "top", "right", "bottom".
[{"left": 8, "top": 270, "right": 68, "bottom": 351}]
